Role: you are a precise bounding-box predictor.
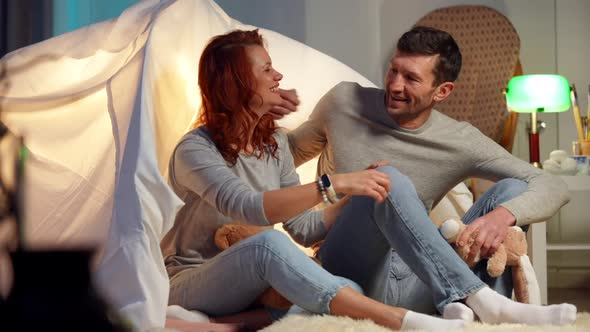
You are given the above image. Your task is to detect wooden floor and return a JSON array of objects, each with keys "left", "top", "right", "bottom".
[{"left": 549, "top": 288, "right": 590, "bottom": 311}]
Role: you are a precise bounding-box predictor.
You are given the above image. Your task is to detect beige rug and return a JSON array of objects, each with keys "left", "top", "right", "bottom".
[{"left": 260, "top": 312, "right": 590, "bottom": 332}]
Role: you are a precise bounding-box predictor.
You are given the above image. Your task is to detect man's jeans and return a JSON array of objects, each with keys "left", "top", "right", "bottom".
[{"left": 318, "top": 166, "right": 526, "bottom": 313}]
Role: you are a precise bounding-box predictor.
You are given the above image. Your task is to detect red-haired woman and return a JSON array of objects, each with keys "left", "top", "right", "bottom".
[{"left": 160, "top": 29, "right": 465, "bottom": 331}]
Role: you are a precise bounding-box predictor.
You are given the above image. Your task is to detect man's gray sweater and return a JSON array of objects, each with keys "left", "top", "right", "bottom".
[{"left": 288, "top": 82, "right": 570, "bottom": 226}]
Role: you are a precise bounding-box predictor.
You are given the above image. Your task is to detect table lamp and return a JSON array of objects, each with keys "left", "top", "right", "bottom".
[{"left": 505, "top": 74, "right": 571, "bottom": 168}]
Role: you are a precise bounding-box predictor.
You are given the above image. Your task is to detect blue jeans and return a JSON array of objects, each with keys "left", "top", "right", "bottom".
[
  {"left": 168, "top": 229, "right": 360, "bottom": 320},
  {"left": 318, "top": 166, "right": 526, "bottom": 313},
  {"left": 462, "top": 178, "right": 527, "bottom": 300}
]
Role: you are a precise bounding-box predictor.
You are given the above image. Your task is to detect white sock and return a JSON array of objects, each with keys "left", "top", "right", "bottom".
[
  {"left": 401, "top": 310, "right": 464, "bottom": 331},
  {"left": 443, "top": 302, "right": 474, "bottom": 322},
  {"left": 466, "top": 287, "right": 577, "bottom": 326}
]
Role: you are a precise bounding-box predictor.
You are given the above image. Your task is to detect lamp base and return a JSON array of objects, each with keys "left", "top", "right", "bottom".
[{"left": 528, "top": 130, "right": 541, "bottom": 167}]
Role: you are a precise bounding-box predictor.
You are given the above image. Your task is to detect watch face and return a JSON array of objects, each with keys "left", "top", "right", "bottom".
[{"left": 321, "top": 174, "right": 331, "bottom": 187}]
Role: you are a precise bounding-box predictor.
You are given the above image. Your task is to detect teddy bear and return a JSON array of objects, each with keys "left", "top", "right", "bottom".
[
  {"left": 214, "top": 223, "right": 320, "bottom": 309},
  {"left": 438, "top": 218, "right": 541, "bottom": 304}
]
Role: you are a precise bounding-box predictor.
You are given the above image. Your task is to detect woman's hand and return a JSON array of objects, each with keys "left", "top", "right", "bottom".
[{"left": 330, "top": 168, "right": 391, "bottom": 203}]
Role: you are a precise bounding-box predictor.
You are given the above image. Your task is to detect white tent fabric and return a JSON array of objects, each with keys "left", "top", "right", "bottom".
[{"left": 0, "top": 0, "right": 471, "bottom": 329}]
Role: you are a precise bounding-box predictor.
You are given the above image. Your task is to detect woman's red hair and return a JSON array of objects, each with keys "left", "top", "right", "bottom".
[{"left": 196, "top": 29, "right": 278, "bottom": 165}]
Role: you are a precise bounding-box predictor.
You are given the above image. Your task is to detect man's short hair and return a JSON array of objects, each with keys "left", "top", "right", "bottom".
[{"left": 397, "top": 26, "right": 462, "bottom": 85}]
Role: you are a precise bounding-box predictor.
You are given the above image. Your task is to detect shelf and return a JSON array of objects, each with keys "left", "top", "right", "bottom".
[
  {"left": 558, "top": 175, "right": 590, "bottom": 190},
  {"left": 546, "top": 243, "right": 590, "bottom": 251}
]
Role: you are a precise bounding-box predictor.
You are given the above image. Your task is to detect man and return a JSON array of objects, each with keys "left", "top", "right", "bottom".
[{"left": 279, "top": 26, "right": 570, "bottom": 316}]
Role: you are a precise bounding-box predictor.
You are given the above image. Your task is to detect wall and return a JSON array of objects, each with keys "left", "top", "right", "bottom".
[
  {"left": 556, "top": 0, "right": 590, "bottom": 152},
  {"left": 216, "top": 0, "right": 590, "bottom": 287},
  {"left": 549, "top": 0, "right": 590, "bottom": 289},
  {"left": 52, "top": 0, "right": 140, "bottom": 36},
  {"left": 0, "top": 0, "right": 53, "bottom": 57}
]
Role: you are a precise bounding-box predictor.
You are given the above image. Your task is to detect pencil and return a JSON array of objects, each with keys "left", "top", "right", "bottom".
[
  {"left": 587, "top": 85, "right": 590, "bottom": 140},
  {"left": 571, "top": 84, "right": 585, "bottom": 141}
]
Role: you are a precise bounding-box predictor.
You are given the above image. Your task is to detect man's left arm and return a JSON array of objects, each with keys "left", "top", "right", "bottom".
[{"left": 458, "top": 131, "right": 570, "bottom": 261}]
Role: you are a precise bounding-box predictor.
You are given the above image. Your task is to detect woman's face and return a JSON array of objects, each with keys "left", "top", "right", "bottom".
[{"left": 246, "top": 45, "right": 283, "bottom": 116}]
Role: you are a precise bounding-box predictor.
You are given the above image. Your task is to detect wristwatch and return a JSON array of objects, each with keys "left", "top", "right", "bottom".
[{"left": 319, "top": 174, "right": 340, "bottom": 204}]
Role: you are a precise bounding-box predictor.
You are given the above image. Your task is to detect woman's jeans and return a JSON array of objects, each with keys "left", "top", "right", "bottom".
[
  {"left": 168, "top": 229, "right": 359, "bottom": 319},
  {"left": 318, "top": 166, "right": 527, "bottom": 314}
]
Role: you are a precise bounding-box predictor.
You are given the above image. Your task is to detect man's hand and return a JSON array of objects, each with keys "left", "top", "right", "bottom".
[
  {"left": 457, "top": 206, "right": 516, "bottom": 265},
  {"left": 270, "top": 88, "right": 299, "bottom": 119}
]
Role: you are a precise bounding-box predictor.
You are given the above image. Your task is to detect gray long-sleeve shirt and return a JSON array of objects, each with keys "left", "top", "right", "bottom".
[
  {"left": 288, "top": 81, "right": 570, "bottom": 226},
  {"left": 161, "top": 126, "right": 326, "bottom": 277}
]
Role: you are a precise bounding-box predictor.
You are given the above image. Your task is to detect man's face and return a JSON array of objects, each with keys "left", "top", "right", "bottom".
[{"left": 384, "top": 51, "right": 443, "bottom": 128}]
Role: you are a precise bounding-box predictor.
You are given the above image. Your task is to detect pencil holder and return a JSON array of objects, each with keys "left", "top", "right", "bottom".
[{"left": 580, "top": 140, "right": 590, "bottom": 156}]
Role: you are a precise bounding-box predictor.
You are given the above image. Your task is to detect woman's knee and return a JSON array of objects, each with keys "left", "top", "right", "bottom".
[
  {"left": 240, "top": 229, "right": 301, "bottom": 274},
  {"left": 246, "top": 229, "right": 306, "bottom": 261},
  {"left": 251, "top": 229, "right": 292, "bottom": 248}
]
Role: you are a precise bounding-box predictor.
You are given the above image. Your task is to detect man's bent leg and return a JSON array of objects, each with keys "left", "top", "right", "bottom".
[
  {"left": 319, "top": 195, "right": 435, "bottom": 313},
  {"left": 320, "top": 166, "right": 485, "bottom": 312},
  {"left": 462, "top": 178, "right": 527, "bottom": 298},
  {"left": 317, "top": 191, "right": 391, "bottom": 302}
]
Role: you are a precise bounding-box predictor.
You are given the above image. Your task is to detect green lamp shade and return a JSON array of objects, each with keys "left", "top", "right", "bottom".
[{"left": 506, "top": 74, "right": 571, "bottom": 113}]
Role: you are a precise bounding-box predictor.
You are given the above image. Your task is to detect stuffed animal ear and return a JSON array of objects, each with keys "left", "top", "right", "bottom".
[{"left": 214, "top": 226, "right": 234, "bottom": 250}]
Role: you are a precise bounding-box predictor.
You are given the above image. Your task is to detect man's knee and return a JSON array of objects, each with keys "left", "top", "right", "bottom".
[
  {"left": 493, "top": 178, "right": 527, "bottom": 200},
  {"left": 376, "top": 165, "right": 414, "bottom": 190}
]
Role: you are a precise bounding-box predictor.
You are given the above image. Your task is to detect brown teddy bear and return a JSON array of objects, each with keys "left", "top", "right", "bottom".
[
  {"left": 214, "top": 224, "right": 273, "bottom": 251},
  {"left": 214, "top": 224, "right": 320, "bottom": 309},
  {"left": 438, "top": 218, "right": 540, "bottom": 304}
]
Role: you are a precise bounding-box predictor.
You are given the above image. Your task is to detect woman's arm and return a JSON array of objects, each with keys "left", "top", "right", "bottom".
[
  {"left": 263, "top": 170, "right": 390, "bottom": 224},
  {"left": 174, "top": 129, "right": 389, "bottom": 249},
  {"left": 321, "top": 195, "right": 352, "bottom": 231},
  {"left": 320, "top": 161, "right": 389, "bottom": 231},
  {"left": 278, "top": 131, "right": 390, "bottom": 246},
  {"left": 173, "top": 133, "right": 269, "bottom": 224}
]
